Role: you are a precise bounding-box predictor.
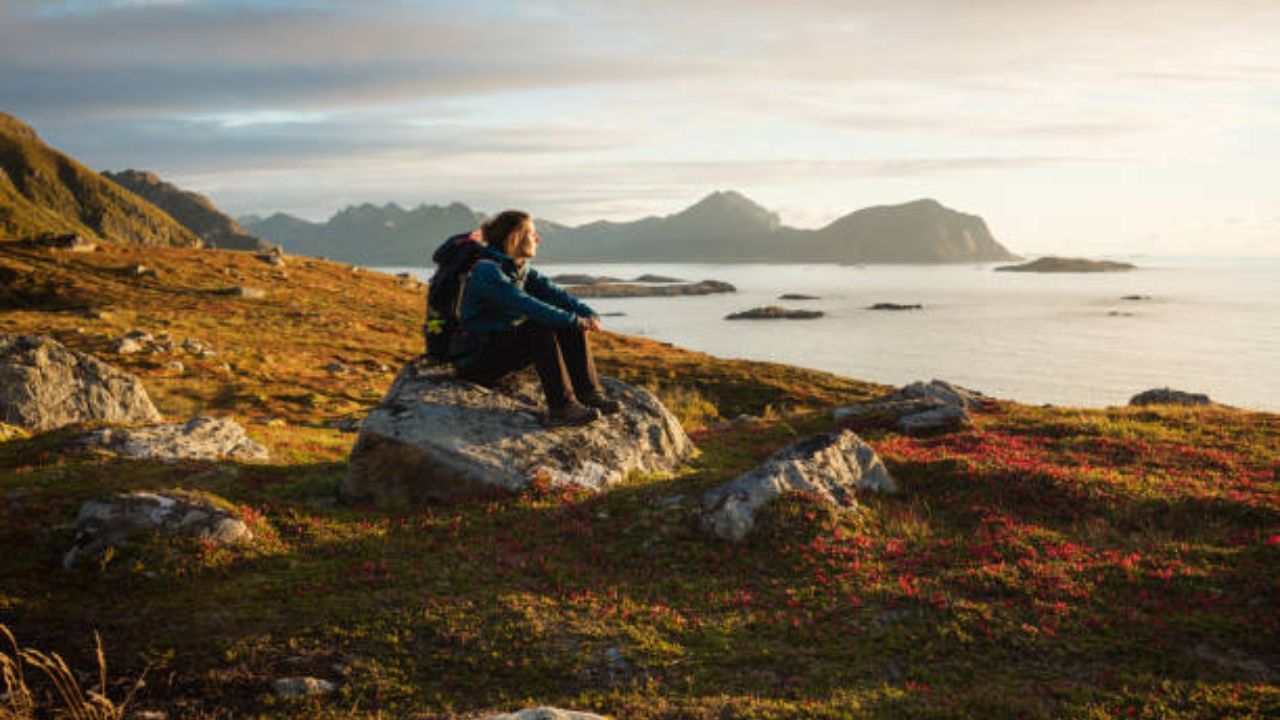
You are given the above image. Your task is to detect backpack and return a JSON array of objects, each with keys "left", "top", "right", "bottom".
[{"left": 423, "top": 233, "right": 485, "bottom": 360}]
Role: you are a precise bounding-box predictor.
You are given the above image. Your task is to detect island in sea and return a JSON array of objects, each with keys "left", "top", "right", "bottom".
[{"left": 996, "top": 256, "right": 1137, "bottom": 273}]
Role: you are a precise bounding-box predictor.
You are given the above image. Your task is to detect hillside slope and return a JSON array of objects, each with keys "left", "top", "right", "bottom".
[
  {"left": 103, "top": 169, "right": 268, "bottom": 251},
  {"left": 0, "top": 240, "right": 1274, "bottom": 719},
  {"left": 0, "top": 112, "right": 201, "bottom": 247}
]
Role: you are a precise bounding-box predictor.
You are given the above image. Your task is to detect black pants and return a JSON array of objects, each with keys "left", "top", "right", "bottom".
[{"left": 456, "top": 323, "right": 603, "bottom": 409}]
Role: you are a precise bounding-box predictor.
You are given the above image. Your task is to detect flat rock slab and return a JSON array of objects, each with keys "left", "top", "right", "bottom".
[
  {"left": 64, "top": 490, "right": 252, "bottom": 569},
  {"left": 0, "top": 334, "right": 161, "bottom": 432},
  {"left": 1129, "top": 388, "right": 1212, "bottom": 406},
  {"left": 341, "top": 361, "right": 694, "bottom": 507},
  {"left": 700, "top": 429, "right": 896, "bottom": 542},
  {"left": 79, "top": 416, "right": 269, "bottom": 462},
  {"left": 483, "top": 709, "right": 607, "bottom": 720}
]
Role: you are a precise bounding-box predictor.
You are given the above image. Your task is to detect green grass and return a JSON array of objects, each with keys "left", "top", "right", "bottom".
[{"left": 1, "top": 239, "right": 1277, "bottom": 718}]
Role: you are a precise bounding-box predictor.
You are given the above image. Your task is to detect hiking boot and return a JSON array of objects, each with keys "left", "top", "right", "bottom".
[
  {"left": 544, "top": 402, "right": 600, "bottom": 427},
  {"left": 580, "top": 393, "right": 622, "bottom": 415}
]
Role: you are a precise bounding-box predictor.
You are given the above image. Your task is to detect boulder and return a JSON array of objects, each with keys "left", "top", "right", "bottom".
[
  {"left": 63, "top": 490, "right": 252, "bottom": 569},
  {"left": 341, "top": 361, "right": 693, "bottom": 507},
  {"left": 113, "top": 337, "right": 146, "bottom": 355},
  {"left": 1129, "top": 388, "right": 1211, "bottom": 407},
  {"left": 78, "top": 416, "right": 269, "bottom": 462},
  {"left": 700, "top": 430, "right": 896, "bottom": 542},
  {"left": 229, "top": 286, "right": 266, "bottom": 299},
  {"left": 834, "top": 379, "right": 986, "bottom": 433},
  {"left": 482, "top": 709, "right": 607, "bottom": 720},
  {"left": 0, "top": 334, "right": 162, "bottom": 431}
]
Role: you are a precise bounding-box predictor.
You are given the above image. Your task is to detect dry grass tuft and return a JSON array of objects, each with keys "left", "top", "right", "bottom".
[{"left": 0, "top": 624, "right": 142, "bottom": 720}]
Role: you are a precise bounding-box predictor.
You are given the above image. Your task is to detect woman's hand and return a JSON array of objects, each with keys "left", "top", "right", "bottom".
[{"left": 578, "top": 315, "right": 602, "bottom": 332}]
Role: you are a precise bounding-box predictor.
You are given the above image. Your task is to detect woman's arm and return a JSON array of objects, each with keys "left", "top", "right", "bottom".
[
  {"left": 524, "top": 269, "right": 598, "bottom": 319},
  {"left": 469, "top": 261, "right": 580, "bottom": 329}
]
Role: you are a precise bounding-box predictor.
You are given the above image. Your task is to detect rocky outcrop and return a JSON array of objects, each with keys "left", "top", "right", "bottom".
[
  {"left": 996, "top": 257, "right": 1135, "bottom": 273},
  {"left": 868, "top": 303, "right": 922, "bottom": 311},
  {"left": 726, "top": 306, "right": 823, "bottom": 320},
  {"left": 1129, "top": 388, "right": 1212, "bottom": 407},
  {"left": 0, "top": 334, "right": 161, "bottom": 431},
  {"left": 700, "top": 430, "right": 896, "bottom": 542},
  {"left": 341, "top": 361, "right": 694, "bottom": 507},
  {"left": 567, "top": 280, "right": 735, "bottom": 298},
  {"left": 28, "top": 232, "right": 96, "bottom": 252},
  {"left": 78, "top": 416, "right": 269, "bottom": 462},
  {"left": 482, "top": 709, "right": 607, "bottom": 720},
  {"left": 63, "top": 490, "right": 252, "bottom": 569},
  {"left": 779, "top": 293, "right": 819, "bottom": 300},
  {"left": 834, "top": 379, "right": 987, "bottom": 433}
]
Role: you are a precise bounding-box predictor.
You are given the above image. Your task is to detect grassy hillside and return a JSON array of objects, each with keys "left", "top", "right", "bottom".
[
  {"left": 0, "top": 239, "right": 1276, "bottom": 719},
  {"left": 0, "top": 112, "right": 201, "bottom": 247}
]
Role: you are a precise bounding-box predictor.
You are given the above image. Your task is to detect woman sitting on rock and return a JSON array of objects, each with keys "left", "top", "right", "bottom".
[{"left": 452, "top": 210, "right": 620, "bottom": 426}]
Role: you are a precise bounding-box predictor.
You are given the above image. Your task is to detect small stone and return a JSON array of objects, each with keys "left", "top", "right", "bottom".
[
  {"left": 113, "top": 337, "right": 145, "bottom": 355},
  {"left": 482, "top": 709, "right": 607, "bottom": 720},
  {"left": 165, "top": 361, "right": 185, "bottom": 373},
  {"left": 272, "top": 677, "right": 335, "bottom": 698},
  {"left": 131, "top": 264, "right": 158, "bottom": 278},
  {"left": 229, "top": 286, "right": 266, "bottom": 300},
  {"left": 323, "top": 362, "right": 348, "bottom": 374}
]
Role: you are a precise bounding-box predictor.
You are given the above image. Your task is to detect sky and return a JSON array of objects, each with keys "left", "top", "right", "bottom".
[{"left": 2, "top": 0, "right": 1278, "bottom": 256}]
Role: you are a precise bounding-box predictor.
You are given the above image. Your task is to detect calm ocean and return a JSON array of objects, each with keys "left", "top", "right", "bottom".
[{"left": 384, "top": 258, "right": 1280, "bottom": 412}]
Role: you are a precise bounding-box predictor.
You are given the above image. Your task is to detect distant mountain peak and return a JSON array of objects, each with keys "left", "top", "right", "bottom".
[
  {"left": 103, "top": 168, "right": 268, "bottom": 251},
  {"left": 674, "top": 189, "right": 781, "bottom": 231}
]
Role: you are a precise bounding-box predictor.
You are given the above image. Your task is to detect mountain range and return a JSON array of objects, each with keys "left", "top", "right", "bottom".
[
  {"left": 0, "top": 110, "right": 1018, "bottom": 265},
  {"left": 243, "top": 191, "right": 1019, "bottom": 265}
]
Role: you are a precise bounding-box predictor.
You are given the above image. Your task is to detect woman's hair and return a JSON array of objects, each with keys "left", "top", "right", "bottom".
[{"left": 481, "top": 210, "right": 532, "bottom": 256}]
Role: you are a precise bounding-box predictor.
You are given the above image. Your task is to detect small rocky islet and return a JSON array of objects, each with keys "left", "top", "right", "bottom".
[
  {"left": 996, "top": 256, "right": 1137, "bottom": 273},
  {"left": 725, "top": 305, "right": 824, "bottom": 320}
]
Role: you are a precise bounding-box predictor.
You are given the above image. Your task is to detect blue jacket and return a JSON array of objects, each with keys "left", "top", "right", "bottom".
[{"left": 458, "top": 247, "right": 596, "bottom": 338}]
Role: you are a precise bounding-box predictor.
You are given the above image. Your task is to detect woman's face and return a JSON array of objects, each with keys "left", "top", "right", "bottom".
[{"left": 510, "top": 220, "right": 540, "bottom": 260}]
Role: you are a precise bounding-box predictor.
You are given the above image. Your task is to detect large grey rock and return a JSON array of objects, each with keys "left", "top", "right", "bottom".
[
  {"left": 892, "top": 379, "right": 986, "bottom": 411},
  {"left": 483, "top": 709, "right": 607, "bottom": 720},
  {"left": 1129, "top": 388, "right": 1211, "bottom": 407},
  {"left": 64, "top": 491, "right": 252, "bottom": 569},
  {"left": 833, "top": 379, "right": 986, "bottom": 433},
  {"left": 78, "top": 416, "right": 269, "bottom": 462},
  {"left": 700, "top": 429, "right": 896, "bottom": 542},
  {"left": 341, "top": 361, "right": 693, "bottom": 507},
  {"left": 0, "top": 334, "right": 162, "bottom": 431}
]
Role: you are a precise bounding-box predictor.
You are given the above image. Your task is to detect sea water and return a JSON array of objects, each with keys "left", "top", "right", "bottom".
[{"left": 382, "top": 257, "right": 1280, "bottom": 412}]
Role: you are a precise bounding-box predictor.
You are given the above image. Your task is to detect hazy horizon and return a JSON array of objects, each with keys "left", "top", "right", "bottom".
[{"left": 3, "top": 0, "right": 1278, "bottom": 257}]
